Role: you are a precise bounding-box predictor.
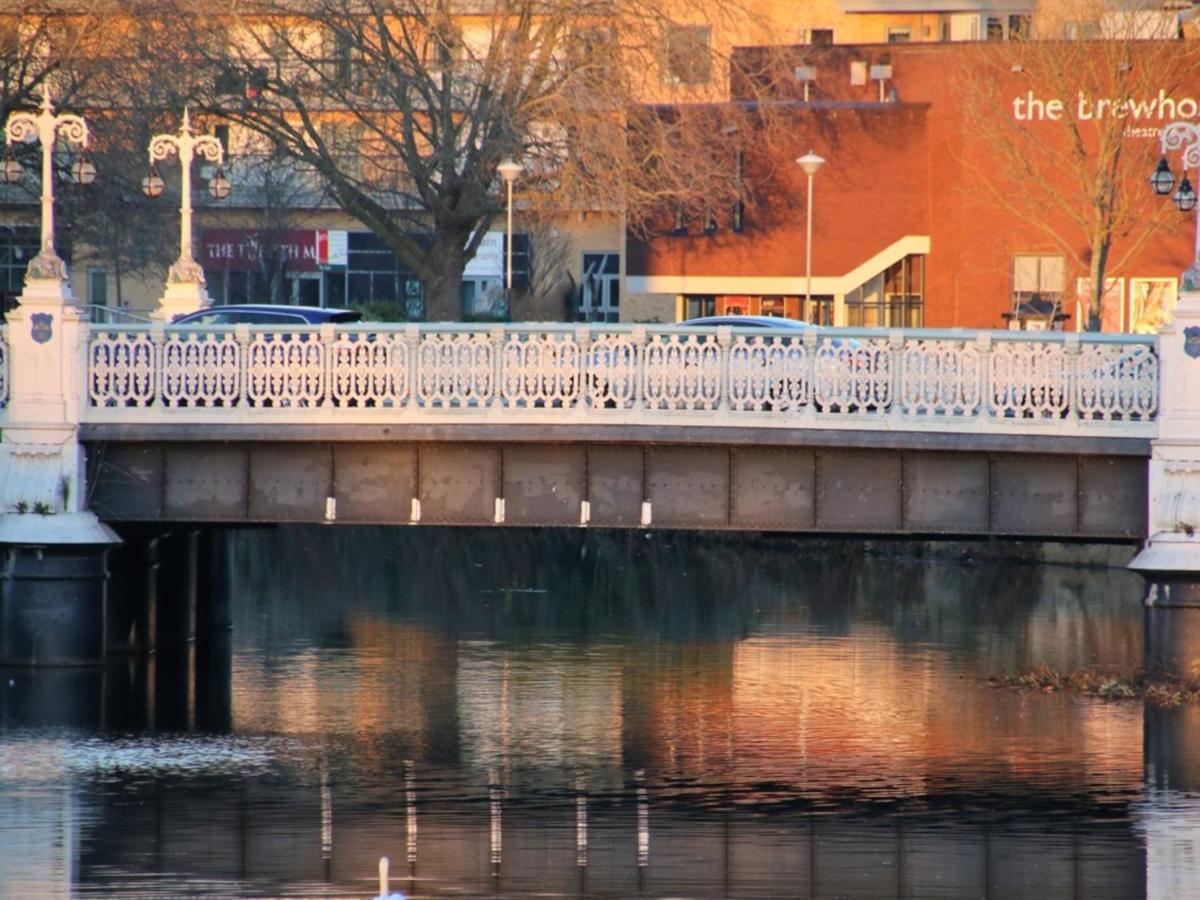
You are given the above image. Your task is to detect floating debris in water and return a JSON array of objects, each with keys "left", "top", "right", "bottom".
[{"left": 988, "top": 664, "right": 1200, "bottom": 706}]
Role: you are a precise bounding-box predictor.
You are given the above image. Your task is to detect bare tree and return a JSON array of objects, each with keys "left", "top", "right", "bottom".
[
  {"left": 957, "top": 0, "right": 1200, "bottom": 330},
  {"left": 175, "top": 0, "right": 750, "bottom": 320}
]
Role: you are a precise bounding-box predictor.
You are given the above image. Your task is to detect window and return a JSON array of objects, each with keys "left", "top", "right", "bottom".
[
  {"left": 702, "top": 208, "right": 717, "bottom": 233},
  {"left": 580, "top": 253, "right": 620, "bottom": 323},
  {"left": 1064, "top": 21, "right": 1102, "bottom": 40},
  {"left": 810, "top": 29, "right": 834, "bottom": 45},
  {"left": 887, "top": 26, "right": 912, "bottom": 43},
  {"left": 88, "top": 268, "right": 107, "bottom": 321},
  {"left": 1009, "top": 15, "right": 1030, "bottom": 40},
  {"left": 846, "top": 255, "right": 925, "bottom": 327},
  {"left": 1012, "top": 254, "right": 1064, "bottom": 310},
  {"left": 731, "top": 200, "right": 745, "bottom": 233},
  {"left": 671, "top": 205, "right": 687, "bottom": 235},
  {"left": 663, "top": 24, "right": 711, "bottom": 85},
  {"left": 0, "top": 226, "right": 39, "bottom": 300},
  {"left": 987, "top": 17, "right": 1004, "bottom": 41},
  {"left": 684, "top": 295, "right": 717, "bottom": 319}
]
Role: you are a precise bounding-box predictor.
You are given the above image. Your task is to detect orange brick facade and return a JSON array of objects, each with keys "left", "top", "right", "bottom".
[{"left": 627, "top": 41, "right": 1200, "bottom": 330}]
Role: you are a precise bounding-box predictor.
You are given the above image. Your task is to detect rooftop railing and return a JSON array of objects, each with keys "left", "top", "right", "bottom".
[{"left": 78, "top": 323, "right": 1160, "bottom": 437}]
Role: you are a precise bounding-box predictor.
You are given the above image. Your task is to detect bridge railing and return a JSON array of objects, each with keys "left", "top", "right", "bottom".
[{"left": 80, "top": 322, "right": 1159, "bottom": 435}]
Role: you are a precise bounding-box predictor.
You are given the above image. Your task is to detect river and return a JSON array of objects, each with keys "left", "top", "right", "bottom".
[{"left": 0, "top": 527, "right": 1196, "bottom": 898}]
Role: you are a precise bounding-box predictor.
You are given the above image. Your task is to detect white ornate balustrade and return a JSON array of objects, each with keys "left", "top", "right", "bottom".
[{"left": 81, "top": 323, "right": 1160, "bottom": 437}]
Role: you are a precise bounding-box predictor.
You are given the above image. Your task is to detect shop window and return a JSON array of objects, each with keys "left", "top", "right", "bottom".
[
  {"left": 761, "top": 297, "right": 786, "bottom": 317},
  {"left": 801, "top": 296, "right": 834, "bottom": 326},
  {"left": 1009, "top": 15, "right": 1030, "bottom": 39},
  {"left": 887, "top": 26, "right": 912, "bottom": 44},
  {"left": 580, "top": 253, "right": 620, "bottom": 323},
  {"left": 986, "top": 17, "right": 1004, "bottom": 41},
  {"left": 847, "top": 255, "right": 925, "bottom": 327},
  {"left": 663, "top": 24, "right": 711, "bottom": 85},
  {"left": 684, "top": 295, "right": 716, "bottom": 319}
]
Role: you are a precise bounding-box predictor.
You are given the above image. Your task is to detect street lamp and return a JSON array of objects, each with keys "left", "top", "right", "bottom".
[
  {"left": 796, "top": 150, "right": 825, "bottom": 314},
  {"left": 1152, "top": 122, "right": 1200, "bottom": 291},
  {"left": 1, "top": 87, "right": 93, "bottom": 280},
  {"left": 497, "top": 158, "right": 522, "bottom": 298},
  {"left": 144, "top": 107, "right": 229, "bottom": 287}
]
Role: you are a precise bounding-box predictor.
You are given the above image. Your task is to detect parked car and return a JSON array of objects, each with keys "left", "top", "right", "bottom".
[
  {"left": 677, "top": 315, "right": 815, "bottom": 330},
  {"left": 171, "top": 304, "right": 363, "bottom": 325}
]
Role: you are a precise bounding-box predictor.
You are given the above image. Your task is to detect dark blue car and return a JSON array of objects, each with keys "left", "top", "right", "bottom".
[{"left": 171, "top": 304, "right": 362, "bottom": 325}]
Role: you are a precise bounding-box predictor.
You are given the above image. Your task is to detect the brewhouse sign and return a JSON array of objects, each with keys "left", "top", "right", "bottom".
[{"left": 1012, "top": 89, "right": 1200, "bottom": 137}]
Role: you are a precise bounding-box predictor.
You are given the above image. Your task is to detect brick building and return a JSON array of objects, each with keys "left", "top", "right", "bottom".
[{"left": 626, "top": 40, "right": 1200, "bottom": 330}]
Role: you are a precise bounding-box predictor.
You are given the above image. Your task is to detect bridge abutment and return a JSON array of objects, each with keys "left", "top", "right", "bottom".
[{"left": 0, "top": 276, "right": 119, "bottom": 665}]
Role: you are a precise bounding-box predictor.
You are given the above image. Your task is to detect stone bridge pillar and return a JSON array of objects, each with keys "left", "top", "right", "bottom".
[
  {"left": 0, "top": 275, "right": 119, "bottom": 665},
  {"left": 1132, "top": 289, "right": 1200, "bottom": 683}
]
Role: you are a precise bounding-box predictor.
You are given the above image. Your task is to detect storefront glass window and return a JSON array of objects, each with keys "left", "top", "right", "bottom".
[{"left": 846, "top": 255, "right": 925, "bottom": 327}]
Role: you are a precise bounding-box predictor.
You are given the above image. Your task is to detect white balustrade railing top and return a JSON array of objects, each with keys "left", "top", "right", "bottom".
[{"left": 81, "top": 322, "right": 1159, "bottom": 436}]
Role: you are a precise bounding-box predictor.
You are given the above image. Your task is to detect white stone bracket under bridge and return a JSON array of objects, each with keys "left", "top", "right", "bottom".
[{"left": 64, "top": 322, "right": 1157, "bottom": 538}]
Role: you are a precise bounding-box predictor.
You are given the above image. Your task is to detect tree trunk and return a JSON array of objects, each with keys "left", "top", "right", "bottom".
[
  {"left": 1086, "top": 238, "right": 1112, "bottom": 332},
  {"left": 422, "top": 229, "right": 471, "bottom": 322}
]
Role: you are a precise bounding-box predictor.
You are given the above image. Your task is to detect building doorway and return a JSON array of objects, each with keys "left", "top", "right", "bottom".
[{"left": 290, "top": 273, "right": 323, "bottom": 307}]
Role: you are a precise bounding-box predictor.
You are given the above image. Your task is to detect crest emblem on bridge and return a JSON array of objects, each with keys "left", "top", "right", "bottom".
[
  {"left": 30, "top": 312, "right": 53, "bottom": 345},
  {"left": 1187, "top": 326, "right": 1200, "bottom": 359}
]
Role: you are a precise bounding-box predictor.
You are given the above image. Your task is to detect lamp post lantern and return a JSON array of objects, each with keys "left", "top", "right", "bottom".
[
  {"left": 497, "top": 158, "right": 522, "bottom": 298},
  {"left": 1152, "top": 122, "right": 1200, "bottom": 291},
  {"left": 144, "top": 108, "right": 230, "bottom": 319},
  {"left": 1, "top": 87, "right": 93, "bottom": 281},
  {"left": 796, "top": 151, "right": 825, "bottom": 313}
]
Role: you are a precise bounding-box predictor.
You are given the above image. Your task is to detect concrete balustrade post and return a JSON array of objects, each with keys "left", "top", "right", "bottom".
[
  {"left": 0, "top": 275, "right": 120, "bottom": 665},
  {"left": 1132, "top": 290, "right": 1200, "bottom": 608}
]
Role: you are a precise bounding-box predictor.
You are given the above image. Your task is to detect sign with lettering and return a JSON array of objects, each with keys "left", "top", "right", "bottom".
[
  {"left": 464, "top": 232, "right": 505, "bottom": 278},
  {"left": 1012, "top": 90, "right": 1200, "bottom": 139},
  {"left": 200, "top": 229, "right": 322, "bottom": 272}
]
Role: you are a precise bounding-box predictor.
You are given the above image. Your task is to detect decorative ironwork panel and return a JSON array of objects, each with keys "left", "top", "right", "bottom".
[
  {"left": 643, "top": 334, "right": 721, "bottom": 410},
  {"left": 1076, "top": 342, "right": 1159, "bottom": 421},
  {"left": 815, "top": 338, "right": 891, "bottom": 412},
  {"left": 246, "top": 332, "right": 327, "bottom": 406},
  {"left": 586, "top": 334, "right": 640, "bottom": 409},
  {"left": 329, "top": 333, "right": 407, "bottom": 407},
  {"left": 728, "top": 335, "right": 811, "bottom": 412},
  {"left": 89, "top": 329, "right": 158, "bottom": 407},
  {"left": 161, "top": 332, "right": 242, "bottom": 407},
  {"left": 989, "top": 341, "right": 1069, "bottom": 418},
  {"left": 901, "top": 339, "right": 981, "bottom": 416},
  {"left": 502, "top": 332, "right": 581, "bottom": 407},
  {"left": 417, "top": 332, "right": 494, "bottom": 407}
]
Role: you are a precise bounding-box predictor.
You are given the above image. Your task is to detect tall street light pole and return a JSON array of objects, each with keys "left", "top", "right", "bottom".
[
  {"left": 497, "top": 158, "right": 522, "bottom": 299},
  {"left": 796, "top": 151, "right": 825, "bottom": 315},
  {"left": 1, "top": 87, "right": 94, "bottom": 281},
  {"left": 144, "top": 108, "right": 231, "bottom": 320},
  {"left": 1151, "top": 122, "right": 1200, "bottom": 292}
]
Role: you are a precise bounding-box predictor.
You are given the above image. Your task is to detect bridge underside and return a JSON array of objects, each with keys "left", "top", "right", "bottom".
[{"left": 85, "top": 429, "right": 1148, "bottom": 540}]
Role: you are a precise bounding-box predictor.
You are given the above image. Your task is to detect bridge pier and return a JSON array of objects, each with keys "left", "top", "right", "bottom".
[{"left": 0, "top": 275, "right": 119, "bottom": 665}]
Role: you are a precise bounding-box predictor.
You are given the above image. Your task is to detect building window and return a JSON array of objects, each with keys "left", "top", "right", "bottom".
[
  {"left": 671, "top": 205, "right": 687, "bottom": 235},
  {"left": 684, "top": 295, "right": 717, "bottom": 319},
  {"left": 846, "top": 255, "right": 925, "bottom": 327},
  {"left": 702, "top": 208, "right": 717, "bottom": 233},
  {"left": 986, "top": 17, "right": 1004, "bottom": 41},
  {"left": 663, "top": 24, "right": 711, "bottom": 85},
  {"left": 809, "top": 29, "right": 834, "bottom": 45},
  {"left": 580, "top": 252, "right": 620, "bottom": 323},
  {"left": 1009, "top": 15, "right": 1030, "bottom": 39},
  {"left": 88, "top": 268, "right": 108, "bottom": 321},
  {"left": 887, "top": 26, "right": 912, "bottom": 43},
  {"left": 0, "top": 226, "right": 38, "bottom": 302},
  {"left": 1012, "top": 254, "right": 1064, "bottom": 311}
]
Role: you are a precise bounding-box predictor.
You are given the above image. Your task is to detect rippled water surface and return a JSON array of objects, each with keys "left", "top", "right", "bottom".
[{"left": 1, "top": 528, "right": 1197, "bottom": 898}]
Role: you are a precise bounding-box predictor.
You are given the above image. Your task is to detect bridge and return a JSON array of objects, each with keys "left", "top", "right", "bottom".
[
  {"left": 8, "top": 320, "right": 1160, "bottom": 537},
  {"left": 2, "top": 271, "right": 1200, "bottom": 665}
]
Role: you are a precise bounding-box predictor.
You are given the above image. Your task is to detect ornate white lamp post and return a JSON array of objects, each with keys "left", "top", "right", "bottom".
[
  {"left": 1151, "top": 122, "right": 1200, "bottom": 292},
  {"left": 144, "top": 107, "right": 231, "bottom": 320},
  {"left": 1, "top": 87, "right": 94, "bottom": 282},
  {"left": 497, "top": 158, "right": 522, "bottom": 298},
  {"left": 796, "top": 151, "right": 825, "bottom": 314}
]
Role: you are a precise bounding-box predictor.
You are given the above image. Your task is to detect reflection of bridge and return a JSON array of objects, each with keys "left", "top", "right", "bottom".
[{"left": 26, "top": 323, "right": 1161, "bottom": 537}]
